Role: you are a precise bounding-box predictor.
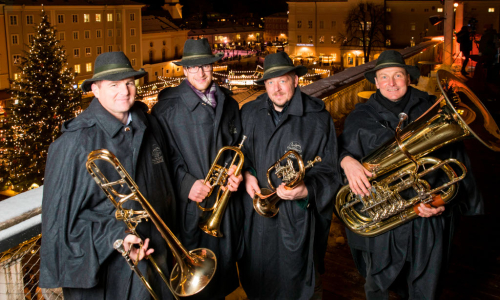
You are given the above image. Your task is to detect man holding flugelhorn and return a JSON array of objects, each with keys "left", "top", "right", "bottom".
[
  {"left": 40, "top": 52, "right": 176, "bottom": 299},
  {"left": 152, "top": 38, "right": 244, "bottom": 300},
  {"left": 338, "top": 50, "right": 485, "bottom": 299},
  {"left": 239, "top": 52, "right": 339, "bottom": 299}
]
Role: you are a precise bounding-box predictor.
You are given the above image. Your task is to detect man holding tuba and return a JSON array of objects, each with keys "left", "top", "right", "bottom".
[
  {"left": 240, "top": 52, "right": 339, "bottom": 299},
  {"left": 39, "top": 52, "right": 177, "bottom": 299},
  {"left": 152, "top": 38, "right": 244, "bottom": 300},
  {"left": 338, "top": 50, "right": 483, "bottom": 299}
]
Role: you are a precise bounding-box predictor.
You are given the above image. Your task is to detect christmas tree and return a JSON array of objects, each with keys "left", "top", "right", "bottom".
[{"left": 5, "top": 9, "right": 81, "bottom": 192}]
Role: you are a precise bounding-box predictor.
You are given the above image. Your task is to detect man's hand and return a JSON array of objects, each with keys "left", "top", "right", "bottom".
[
  {"left": 123, "top": 235, "right": 154, "bottom": 262},
  {"left": 188, "top": 179, "right": 211, "bottom": 202},
  {"left": 226, "top": 164, "right": 243, "bottom": 192},
  {"left": 244, "top": 171, "right": 261, "bottom": 199},
  {"left": 341, "top": 156, "right": 372, "bottom": 196},
  {"left": 276, "top": 181, "right": 308, "bottom": 200},
  {"left": 417, "top": 203, "right": 445, "bottom": 218}
]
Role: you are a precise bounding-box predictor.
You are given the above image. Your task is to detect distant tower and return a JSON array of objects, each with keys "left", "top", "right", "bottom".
[{"left": 162, "top": 0, "right": 183, "bottom": 19}]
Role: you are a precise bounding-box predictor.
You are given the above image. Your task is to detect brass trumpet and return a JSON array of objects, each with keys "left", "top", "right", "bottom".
[
  {"left": 335, "top": 70, "right": 500, "bottom": 237},
  {"left": 253, "top": 150, "right": 321, "bottom": 218},
  {"left": 198, "top": 136, "right": 247, "bottom": 237},
  {"left": 86, "top": 149, "right": 217, "bottom": 297}
]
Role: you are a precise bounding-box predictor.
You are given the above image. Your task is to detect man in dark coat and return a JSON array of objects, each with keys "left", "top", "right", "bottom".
[
  {"left": 240, "top": 52, "right": 339, "bottom": 300},
  {"left": 456, "top": 25, "right": 473, "bottom": 76},
  {"left": 339, "top": 50, "right": 484, "bottom": 299},
  {"left": 39, "top": 52, "right": 176, "bottom": 300},
  {"left": 151, "top": 38, "right": 244, "bottom": 300}
]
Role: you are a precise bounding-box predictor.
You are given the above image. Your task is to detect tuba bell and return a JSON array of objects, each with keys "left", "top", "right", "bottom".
[
  {"left": 198, "top": 136, "right": 246, "bottom": 237},
  {"left": 335, "top": 70, "right": 500, "bottom": 237},
  {"left": 86, "top": 149, "right": 217, "bottom": 298},
  {"left": 253, "top": 150, "right": 321, "bottom": 218}
]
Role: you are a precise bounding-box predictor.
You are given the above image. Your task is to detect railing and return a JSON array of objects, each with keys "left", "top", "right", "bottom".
[{"left": 0, "top": 40, "right": 443, "bottom": 300}]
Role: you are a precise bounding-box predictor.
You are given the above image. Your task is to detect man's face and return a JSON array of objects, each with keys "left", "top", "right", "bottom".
[
  {"left": 91, "top": 77, "right": 136, "bottom": 122},
  {"left": 374, "top": 67, "right": 411, "bottom": 102},
  {"left": 183, "top": 64, "right": 213, "bottom": 93},
  {"left": 265, "top": 73, "right": 298, "bottom": 111}
]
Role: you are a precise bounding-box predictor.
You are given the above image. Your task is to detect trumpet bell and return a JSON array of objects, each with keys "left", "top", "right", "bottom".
[
  {"left": 170, "top": 248, "right": 217, "bottom": 296},
  {"left": 252, "top": 188, "right": 279, "bottom": 218}
]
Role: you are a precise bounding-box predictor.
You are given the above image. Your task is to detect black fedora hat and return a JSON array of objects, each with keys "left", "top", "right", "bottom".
[
  {"left": 81, "top": 52, "right": 146, "bottom": 92},
  {"left": 174, "top": 38, "right": 223, "bottom": 67},
  {"left": 364, "top": 50, "right": 420, "bottom": 84},
  {"left": 255, "top": 52, "right": 308, "bottom": 85}
]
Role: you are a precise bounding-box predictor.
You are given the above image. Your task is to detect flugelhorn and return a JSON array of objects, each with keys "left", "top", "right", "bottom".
[
  {"left": 86, "top": 149, "right": 217, "bottom": 297},
  {"left": 253, "top": 150, "right": 321, "bottom": 218},
  {"left": 198, "top": 136, "right": 246, "bottom": 237},
  {"left": 335, "top": 70, "right": 500, "bottom": 237}
]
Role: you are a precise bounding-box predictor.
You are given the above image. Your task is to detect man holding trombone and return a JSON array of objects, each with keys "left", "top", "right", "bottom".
[
  {"left": 240, "top": 52, "right": 339, "bottom": 299},
  {"left": 152, "top": 38, "right": 244, "bottom": 300},
  {"left": 40, "top": 52, "right": 176, "bottom": 299}
]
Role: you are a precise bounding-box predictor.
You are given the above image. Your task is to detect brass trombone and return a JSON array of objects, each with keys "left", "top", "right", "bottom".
[
  {"left": 86, "top": 149, "right": 217, "bottom": 298},
  {"left": 253, "top": 150, "right": 321, "bottom": 218},
  {"left": 198, "top": 136, "right": 246, "bottom": 237}
]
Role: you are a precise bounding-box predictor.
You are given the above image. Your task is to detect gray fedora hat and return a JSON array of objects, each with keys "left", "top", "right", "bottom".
[
  {"left": 255, "top": 52, "right": 308, "bottom": 85},
  {"left": 81, "top": 52, "right": 146, "bottom": 92},
  {"left": 174, "top": 38, "right": 223, "bottom": 66},
  {"left": 364, "top": 50, "right": 420, "bottom": 84}
]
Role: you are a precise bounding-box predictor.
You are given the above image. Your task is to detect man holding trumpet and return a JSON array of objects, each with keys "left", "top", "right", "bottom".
[
  {"left": 239, "top": 52, "right": 339, "bottom": 299},
  {"left": 152, "top": 38, "right": 244, "bottom": 300}
]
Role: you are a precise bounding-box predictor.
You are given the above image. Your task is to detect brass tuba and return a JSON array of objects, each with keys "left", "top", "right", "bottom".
[
  {"left": 86, "top": 149, "right": 217, "bottom": 298},
  {"left": 198, "top": 136, "right": 247, "bottom": 237},
  {"left": 253, "top": 150, "right": 321, "bottom": 218},
  {"left": 335, "top": 70, "right": 500, "bottom": 237}
]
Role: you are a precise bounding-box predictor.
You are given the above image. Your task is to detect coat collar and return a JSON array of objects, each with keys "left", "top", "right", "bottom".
[
  {"left": 259, "top": 86, "right": 304, "bottom": 117},
  {"left": 177, "top": 79, "right": 226, "bottom": 112},
  {"left": 365, "top": 86, "right": 428, "bottom": 120}
]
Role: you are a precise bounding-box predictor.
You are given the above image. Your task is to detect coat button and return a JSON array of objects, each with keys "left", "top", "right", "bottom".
[{"left": 124, "top": 127, "right": 131, "bottom": 132}]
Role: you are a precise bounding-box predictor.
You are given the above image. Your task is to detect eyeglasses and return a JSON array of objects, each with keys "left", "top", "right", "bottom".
[{"left": 185, "top": 64, "right": 212, "bottom": 73}]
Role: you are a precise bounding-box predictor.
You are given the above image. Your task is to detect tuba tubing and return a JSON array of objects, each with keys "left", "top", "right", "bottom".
[
  {"left": 86, "top": 149, "right": 217, "bottom": 297},
  {"left": 335, "top": 70, "right": 500, "bottom": 237},
  {"left": 253, "top": 150, "right": 321, "bottom": 218},
  {"left": 198, "top": 136, "right": 247, "bottom": 237}
]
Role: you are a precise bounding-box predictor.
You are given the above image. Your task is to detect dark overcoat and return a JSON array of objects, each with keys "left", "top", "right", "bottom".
[
  {"left": 339, "top": 87, "right": 484, "bottom": 298},
  {"left": 40, "top": 99, "right": 176, "bottom": 300},
  {"left": 151, "top": 80, "right": 244, "bottom": 299},
  {"left": 239, "top": 87, "right": 339, "bottom": 300}
]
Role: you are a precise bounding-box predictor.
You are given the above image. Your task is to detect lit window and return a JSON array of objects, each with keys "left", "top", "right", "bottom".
[
  {"left": 26, "top": 15, "right": 33, "bottom": 25},
  {"left": 59, "top": 32, "right": 65, "bottom": 41},
  {"left": 74, "top": 64, "right": 80, "bottom": 73},
  {"left": 107, "top": 13, "right": 113, "bottom": 21},
  {"left": 10, "top": 15, "right": 17, "bottom": 25},
  {"left": 437, "top": 8, "right": 443, "bottom": 12},
  {"left": 488, "top": 8, "right": 494, "bottom": 12},
  {"left": 386, "top": 7, "right": 391, "bottom": 12},
  {"left": 86, "top": 63, "right": 92, "bottom": 72},
  {"left": 131, "top": 28, "right": 136, "bottom": 36},
  {"left": 73, "top": 48, "right": 80, "bottom": 57},
  {"left": 410, "top": 39, "right": 415, "bottom": 47},
  {"left": 411, "top": 23, "right": 416, "bottom": 30},
  {"left": 85, "top": 47, "right": 91, "bottom": 56},
  {"left": 97, "top": 46, "right": 102, "bottom": 55},
  {"left": 14, "top": 73, "right": 21, "bottom": 80},
  {"left": 331, "top": 36, "right": 336, "bottom": 44},
  {"left": 84, "top": 14, "right": 90, "bottom": 23},
  {"left": 73, "top": 14, "right": 78, "bottom": 23},
  {"left": 131, "top": 44, "right": 136, "bottom": 53},
  {"left": 11, "top": 34, "right": 18, "bottom": 45},
  {"left": 58, "top": 15, "right": 64, "bottom": 23},
  {"left": 386, "top": 25, "right": 391, "bottom": 30},
  {"left": 96, "top": 30, "right": 102, "bottom": 38},
  {"left": 367, "top": 22, "right": 372, "bottom": 30},
  {"left": 84, "top": 30, "right": 90, "bottom": 39},
  {"left": 96, "top": 14, "right": 101, "bottom": 22},
  {"left": 73, "top": 31, "right": 79, "bottom": 40},
  {"left": 308, "top": 36, "right": 313, "bottom": 43},
  {"left": 319, "top": 36, "right": 324, "bottom": 43},
  {"left": 130, "top": 13, "right": 135, "bottom": 21},
  {"left": 386, "top": 39, "right": 391, "bottom": 46}
]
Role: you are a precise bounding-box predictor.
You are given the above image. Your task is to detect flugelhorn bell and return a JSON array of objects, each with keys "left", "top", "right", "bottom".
[
  {"left": 86, "top": 149, "right": 217, "bottom": 297},
  {"left": 253, "top": 150, "right": 321, "bottom": 218},
  {"left": 198, "top": 136, "right": 247, "bottom": 237},
  {"left": 335, "top": 70, "right": 500, "bottom": 237}
]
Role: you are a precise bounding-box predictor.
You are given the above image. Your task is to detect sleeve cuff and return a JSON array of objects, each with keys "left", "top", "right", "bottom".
[{"left": 245, "top": 166, "right": 257, "bottom": 177}]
